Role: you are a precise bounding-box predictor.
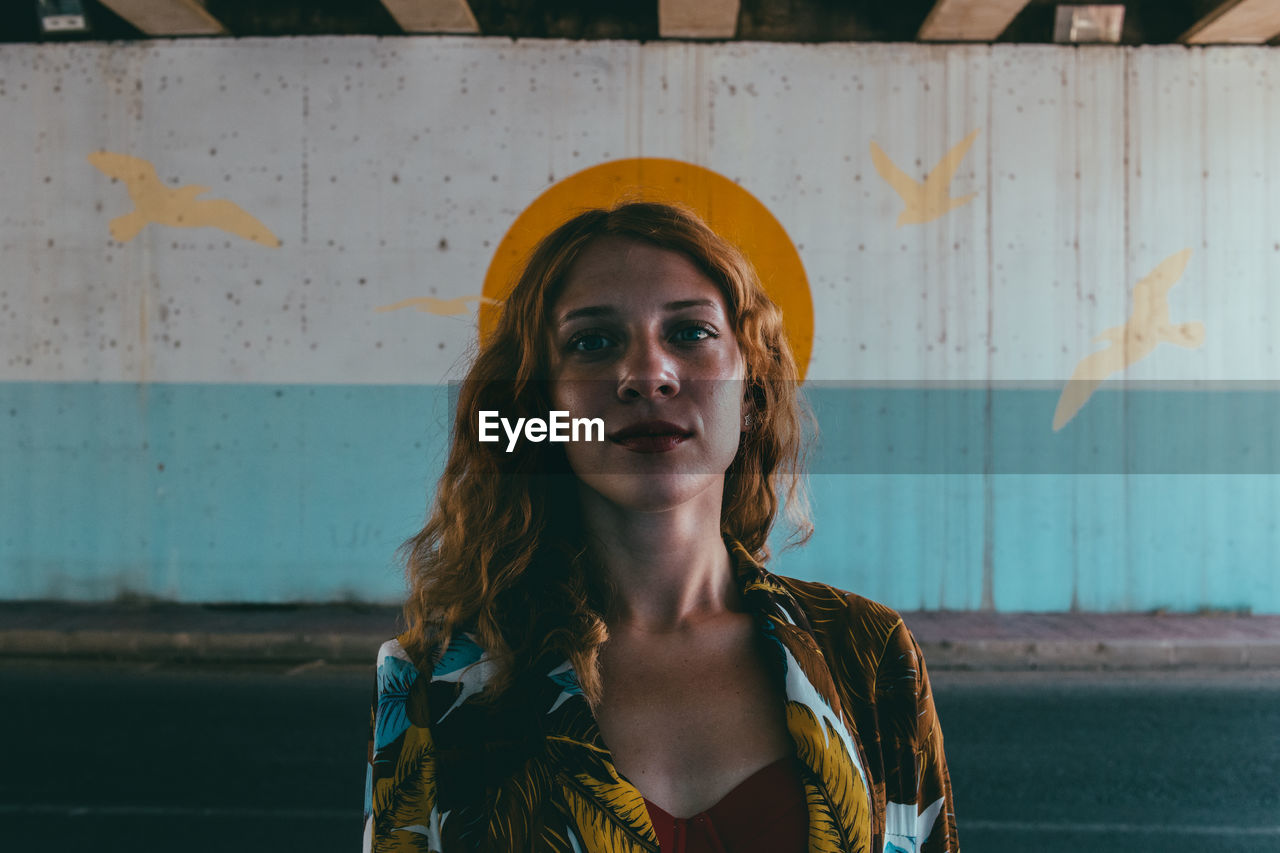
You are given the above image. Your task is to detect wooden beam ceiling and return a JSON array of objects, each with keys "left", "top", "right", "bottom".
[
  {"left": 1182, "top": 0, "right": 1280, "bottom": 44},
  {"left": 917, "top": 0, "right": 1032, "bottom": 41},
  {"left": 658, "top": 0, "right": 740, "bottom": 39},
  {"left": 95, "top": 0, "right": 225, "bottom": 35},
  {"left": 379, "top": 0, "right": 479, "bottom": 35}
]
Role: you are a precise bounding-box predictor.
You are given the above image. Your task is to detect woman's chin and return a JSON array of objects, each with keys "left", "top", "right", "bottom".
[{"left": 575, "top": 472, "right": 725, "bottom": 516}]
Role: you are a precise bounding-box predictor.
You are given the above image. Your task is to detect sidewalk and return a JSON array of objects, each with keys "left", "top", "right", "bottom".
[
  {"left": 904, "top": 609, "right": 1280, "bottom": 670},
  {"left": 1, "top": 601, "right": 1279, "bottom": 670}
]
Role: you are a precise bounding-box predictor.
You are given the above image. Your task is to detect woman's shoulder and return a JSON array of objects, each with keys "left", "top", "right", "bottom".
[
  {"left": 767, "top": 573, "right": 927, "bottom": 688},
  {"left": 373, "top": 630, "right": 501, "bottom": 715},
  {"left": 373, "top": 634, "right": 430, "bottom": 687},
  {"left": 377, "top": 635, "right": 412, "bottom": 667},
  {"left": 771, "top": 573, "right": 906, "bottom": 638}
]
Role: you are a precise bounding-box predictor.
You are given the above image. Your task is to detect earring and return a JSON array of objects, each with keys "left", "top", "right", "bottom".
[{"left": 743, "top": 411, "right": 753, "bottom": 430}]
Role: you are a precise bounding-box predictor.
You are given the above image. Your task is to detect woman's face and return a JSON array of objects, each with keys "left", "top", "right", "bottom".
[{"left": 547, "top": 236, "right": 748, "bottom": 515}]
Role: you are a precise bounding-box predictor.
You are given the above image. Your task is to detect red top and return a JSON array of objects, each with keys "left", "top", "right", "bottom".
[{"left": 642, "top": 757, "right": 809, "bottom": 853}]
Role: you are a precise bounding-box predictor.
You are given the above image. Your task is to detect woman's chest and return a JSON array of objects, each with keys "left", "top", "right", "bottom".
[{"left": 593, "top": 618, "right": 794, "bottom": 816}]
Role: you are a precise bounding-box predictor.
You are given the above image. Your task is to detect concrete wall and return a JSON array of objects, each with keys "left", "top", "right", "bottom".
[{"left": 1, "top": 38, "right": 1277, "bottom": 610}]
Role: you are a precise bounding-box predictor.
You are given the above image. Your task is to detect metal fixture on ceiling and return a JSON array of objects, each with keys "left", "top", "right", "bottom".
[
  {"left": 1053, "top": 4, "right": 1125, "bottom": 43},
  {"left": 37, "top": 0, "right": 88, "bottom": 33}
]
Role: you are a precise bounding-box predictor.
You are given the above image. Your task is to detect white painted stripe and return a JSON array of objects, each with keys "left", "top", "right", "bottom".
[
  {"left": 0, "top": 804, "right": 352, "bottom": 819},
  {"left": 2, "top": 40, "right": 1277, "bottom": 385},
  {"left": 964, "top": 819, "right": 1280, "bottom": 836}
]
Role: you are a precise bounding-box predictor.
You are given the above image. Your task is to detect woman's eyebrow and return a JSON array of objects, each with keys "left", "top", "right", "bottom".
[
  {"left": 557, "top": 305, "right": 615, "bottom": 325},
  {"left": 664, "top": 299, "right": 719, "bottom": 312},
  {"left": 557, "top": 299, "right": 719, "bottom": 326}
]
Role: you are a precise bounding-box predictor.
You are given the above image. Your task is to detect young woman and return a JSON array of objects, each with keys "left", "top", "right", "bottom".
[{"left": 363, "top": 202, "right": 959, "bottom": 853}]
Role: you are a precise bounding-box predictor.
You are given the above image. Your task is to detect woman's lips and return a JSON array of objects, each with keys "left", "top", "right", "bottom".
[
  {"left": 607, "top": 420, "right": 692, "bottom": 453},
  {"left": 611, "top": 434, "right": 688, "bottom": 453}
]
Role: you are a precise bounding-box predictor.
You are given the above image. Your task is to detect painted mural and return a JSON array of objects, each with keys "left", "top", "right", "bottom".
[
  {"left": 474, "top": 158, "right": 813, "bottom": 379},
  {"left": 88, "top": 150, "right": 282, "bottom": 247},
  {"left": 869, "top": 129, "right": 980, "bottom": 227},
  {"left": 1054, "top": 248, "right": 1203, "bottom": 430},
  {"left": 0, "top": 39, "right": 1276, "bottom": 610}
]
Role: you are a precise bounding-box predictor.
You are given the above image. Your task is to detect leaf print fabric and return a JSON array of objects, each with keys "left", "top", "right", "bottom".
[
  {"left": 374, "top": 652, "right": 418, "bottom": 752},
  {"left": 363, "top": 539, "right": 958, "bottom": 852},
  {"left": 787, "top": 702, "right": 872, "bottom": 852}
]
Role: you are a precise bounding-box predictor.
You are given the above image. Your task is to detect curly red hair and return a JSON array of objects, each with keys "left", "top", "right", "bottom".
[{"left": 399, "top": 201, "right": 813, "bottom": 706}]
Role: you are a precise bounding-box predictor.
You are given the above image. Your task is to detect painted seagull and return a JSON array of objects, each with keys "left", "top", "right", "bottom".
[
  {"left": 1053, "top": 248, "right": 1205, "bottom": 430},
  {"left": 870, "top": 129, "right": 980, "bottom": 227},
  {"left": 375, "top": 294, "right": 501, "bottom": 316},
  {"left": 88, "top": 150, "right": 280, "bottom": 247}
]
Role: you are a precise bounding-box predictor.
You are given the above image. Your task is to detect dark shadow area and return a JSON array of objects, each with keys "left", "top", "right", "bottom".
[
  {"left": 203, "top": 0, "right": 401, "bottom": 38},
  {"left": 0, "top": 1, "right": 1253, "bottom": 44},
  {"left": 738, "top": 0, "right": 938, "bottom": 43},
  {"left": 466, "top": 0, "right": 657, "bottom": 41}
]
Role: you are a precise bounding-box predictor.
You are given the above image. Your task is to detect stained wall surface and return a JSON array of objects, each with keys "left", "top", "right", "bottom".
[{"left": 1, "top": 38, "right": 1276, "bottom": 609}]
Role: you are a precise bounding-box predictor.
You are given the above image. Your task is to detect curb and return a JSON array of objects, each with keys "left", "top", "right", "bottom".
[
  {"left": 0, "top": 629, "right": 389, "bottom": 665},
  {"left": 920, "top": 637, "right": 1280, "bottom": 670},
  {"left": 3, "top": 629, "right": 1280, "bottom": 670}
]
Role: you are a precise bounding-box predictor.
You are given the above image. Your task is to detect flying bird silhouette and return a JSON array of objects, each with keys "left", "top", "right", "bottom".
[
  {"left": 1053, "top": 248, "right": 1205, "bottom": 431},
  {"left": 870, "top": 129, "right": 980, "bottom": 227},
  {"left": 375, "top": 294, "right": 501, "bottom": 316},
  {"left": 87, "top": 150, "right": 280, "bottom": 247}
]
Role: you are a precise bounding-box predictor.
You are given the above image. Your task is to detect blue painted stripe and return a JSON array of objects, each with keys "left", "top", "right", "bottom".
[
  {"left": 1, "top": 381, "right": 447, "bottom": 602},
  {"left": 803, "top": 383, "right": 1280, "bottom": 474},
  {"left": 2, "top": 381, "right": 1277, "bottom": 611},
  {"left": 768, "top": 472, "right": 1279, "bottom": 613}
]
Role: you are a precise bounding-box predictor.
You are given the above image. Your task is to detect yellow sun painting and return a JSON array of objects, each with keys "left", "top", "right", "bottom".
[{"left": 480, "top": 158, "right": 814, "bottom": 381}]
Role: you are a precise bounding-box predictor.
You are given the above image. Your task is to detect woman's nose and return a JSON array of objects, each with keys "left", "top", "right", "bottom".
[{"left": 616, "top": 337, "right": 680, "bottom": 400}]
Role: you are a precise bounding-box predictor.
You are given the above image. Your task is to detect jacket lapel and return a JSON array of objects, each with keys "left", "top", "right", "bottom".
[
  {"left": 424, "top": 632, "right": 658, "bottom": 851},
  {"left": 730, "top": 541, "right": 875, "bottom": 853},
  {"left": 538, "top": 655, "right": 660, "bottom": 851}
]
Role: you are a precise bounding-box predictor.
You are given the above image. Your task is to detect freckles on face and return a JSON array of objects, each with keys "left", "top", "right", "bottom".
[
  {"left": 547, "top": 237, "right": 745, "bottom": 411},
  {"left": 545, "top": 237, "right": 748, "bottom": 509}
]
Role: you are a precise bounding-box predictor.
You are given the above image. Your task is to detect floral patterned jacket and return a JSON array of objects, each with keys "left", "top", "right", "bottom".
[{"left": 363, "top": 541, "right": 959, "bottom": 853}]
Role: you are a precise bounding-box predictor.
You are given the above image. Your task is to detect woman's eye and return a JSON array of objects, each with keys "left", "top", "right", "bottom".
[
  {"left": 567, "top": 331, "right": 612, "bottom": 353},
  {"left": 673, "top": 324, "right": 716, "bottom": 343}
]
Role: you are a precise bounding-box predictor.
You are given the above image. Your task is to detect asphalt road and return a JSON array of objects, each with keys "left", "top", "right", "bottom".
[
  {"left": 1, "top": 661, "right": 1277, "bottom": 852},
  {"left": 931, "top": 669, "right": 1280, "bottom": 852}
]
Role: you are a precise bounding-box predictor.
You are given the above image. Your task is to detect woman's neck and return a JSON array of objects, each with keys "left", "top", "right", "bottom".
[{"left": 578, "top": 489, "right": 742, "bottom": 633}]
